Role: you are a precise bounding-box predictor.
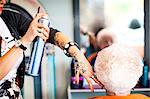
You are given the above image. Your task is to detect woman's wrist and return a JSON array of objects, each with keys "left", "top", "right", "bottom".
[
  {"left": 20, "top": 36, "right": 31, "bottom": 47},
  {"left": 68, "top": 46, "right": 84, "bottom": 60}
]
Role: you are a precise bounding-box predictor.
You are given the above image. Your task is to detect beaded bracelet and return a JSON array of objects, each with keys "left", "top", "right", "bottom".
[{"left": 63, "top": 42, "right": 80, "bottom": 57}]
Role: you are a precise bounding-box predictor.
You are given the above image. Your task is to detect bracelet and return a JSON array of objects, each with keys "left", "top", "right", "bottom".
[
  {"left": 63, "top": 42, "right": 80, "bottom": 57},
  {"left": 15, "top": 40, "right": 27, "bottom": 51}
]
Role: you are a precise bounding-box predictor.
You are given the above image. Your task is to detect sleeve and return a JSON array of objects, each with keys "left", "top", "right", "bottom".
[
  {"left": 1, "top": 10, "right": 32, "bottom": 38},
  {"left": 47, "top": 28, "right": 60, "bottom": 44},
  {"left": 17, "top": 14, "right": 32, "bottom": 37}
]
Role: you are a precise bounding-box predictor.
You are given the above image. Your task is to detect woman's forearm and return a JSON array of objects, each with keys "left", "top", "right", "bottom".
[
  {"left": 53, "top": 32, "right": 70, "bottom": 49},
  {"left": 0, "top": 46, "right": 24, "bottom": 80},
  {"left": 53, "top": 32, "right": 82, "bottom": 58}
]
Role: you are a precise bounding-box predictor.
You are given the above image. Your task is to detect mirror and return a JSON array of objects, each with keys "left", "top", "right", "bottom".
[
  {"left": 80, "top": 0, "right": 144, "bottom": 59},
  {"left": 79, "top": 0, "right": 149, "bottom": 89}
]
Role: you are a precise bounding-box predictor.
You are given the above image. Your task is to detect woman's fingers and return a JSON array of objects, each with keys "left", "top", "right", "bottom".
[
  {"left": 80, "top": 69, "right": 94, "bottom": 92},
  {"left": 32, "top": 17, "right": 50, "bottom": 41},
  {"left": 22, "top": 12, "right": 50, "bottom": 45},
  {"left": 75, "top": 70, "right": 80, "bottom": 84},
  {"left": 83, "top": 75, "right": 94, "bottom": 92},
  {"left": 37, "top": 27, "right": 49, "bottom": 38},
  {"left": 37, "top": 28, "right": 49, "bottom": 42},
  {"left": 34, "top": 13, "right": 48, "bottom": 22},
  {"left": 91, "top": 75, "right": 103, "bottom": 88},
  {"left": 78, "top": 62, "right": 103, "bottom": 90},
  {"left": 37, "top": 24, "right": 50, "bottom": 33}
]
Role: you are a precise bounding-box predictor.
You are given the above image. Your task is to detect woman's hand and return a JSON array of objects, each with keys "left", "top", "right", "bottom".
[
  {"left": 69, "top": 46, "right": 103, "bottom": 92},
  {"left": 21, "top": 13, "right": 50, "bottom": 46},
  {"left": 75, "top": 54, "right": 103, "bottom": 92}
]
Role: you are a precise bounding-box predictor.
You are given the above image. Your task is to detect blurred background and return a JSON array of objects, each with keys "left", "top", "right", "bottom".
[{"left": 6, "top": 0, "right": 149, "bottom": 99}]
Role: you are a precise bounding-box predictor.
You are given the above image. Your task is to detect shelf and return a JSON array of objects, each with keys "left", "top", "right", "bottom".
[
  {"left": 68, "top": 86, "right": 150, "bottom": 99},
  {"left": 69, "top": 88, "right": 105, "bottom": 93},
  {"left": 68, "top": 86, "right": 150, "bottom": 93}
]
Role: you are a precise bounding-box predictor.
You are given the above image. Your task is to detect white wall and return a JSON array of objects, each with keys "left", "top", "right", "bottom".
[{"left": 39, "top": 0, "right": 73, "bottom": 99}]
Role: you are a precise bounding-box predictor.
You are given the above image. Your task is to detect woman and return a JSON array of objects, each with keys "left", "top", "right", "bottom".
[
  {"left": 0, "top": 0, "right": 101, "bottom": 98},
  {"left": 89, "top": 44, "right": 149, "bottom": 99}
]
